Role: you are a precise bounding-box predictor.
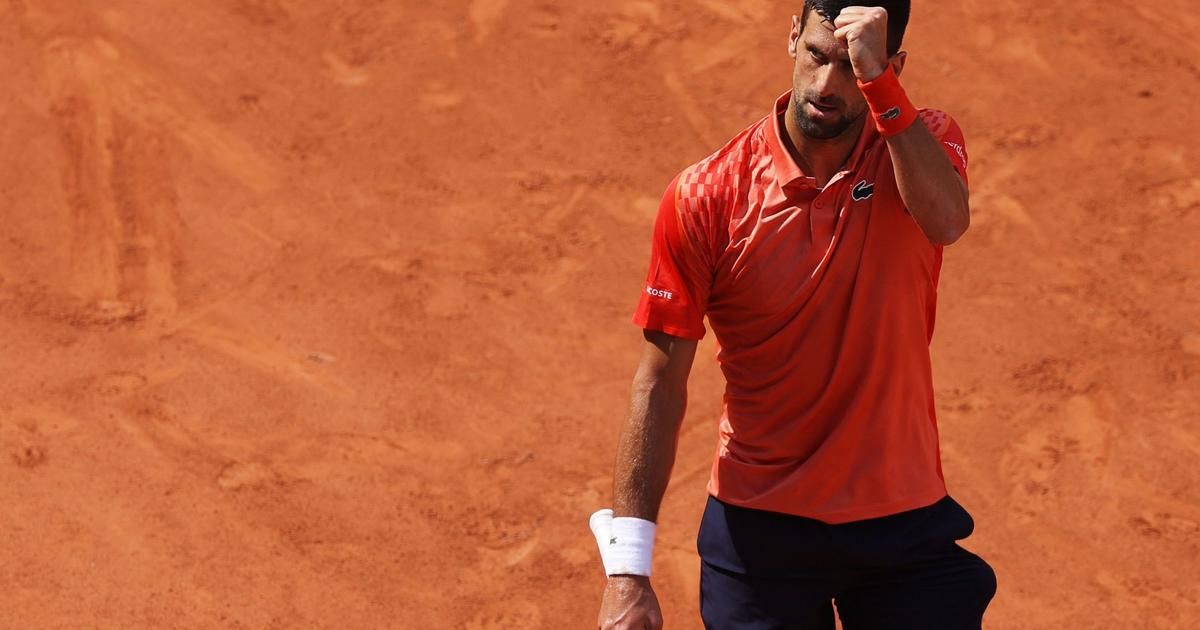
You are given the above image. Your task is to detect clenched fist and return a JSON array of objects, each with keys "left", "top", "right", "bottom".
[{"left": 833, "top": 6, "right": 891, "bottom": 81}]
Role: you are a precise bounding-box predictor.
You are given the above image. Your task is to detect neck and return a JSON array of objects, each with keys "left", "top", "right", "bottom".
[{"left": 782, "top": 98, "right": 867, "bottom": 186}]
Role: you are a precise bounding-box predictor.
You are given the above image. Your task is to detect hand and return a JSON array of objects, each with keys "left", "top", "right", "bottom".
[
  {"left": 598, "top": 575, "right": 663, "bottom": 630},
  {"left": 833, "top": 6, "right": 891, "bottom": 81}
]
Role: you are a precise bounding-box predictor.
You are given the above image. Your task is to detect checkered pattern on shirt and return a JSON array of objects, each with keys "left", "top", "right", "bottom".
[{"left": 672, "top": 133, "right": 761, "bottom": 269}]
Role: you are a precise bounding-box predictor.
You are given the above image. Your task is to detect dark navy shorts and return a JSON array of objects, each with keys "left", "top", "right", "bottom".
[{"left": 697, "top": 494, "right": 997, "bottom": 629}]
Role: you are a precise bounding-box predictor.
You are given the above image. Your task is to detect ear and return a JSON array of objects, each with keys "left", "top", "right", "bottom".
[
  {"left": 890, "top": 51, "right": 908, "bottom": 78},
  {"left": 788, "top": 15, "right": 801, "bottom": 58}
]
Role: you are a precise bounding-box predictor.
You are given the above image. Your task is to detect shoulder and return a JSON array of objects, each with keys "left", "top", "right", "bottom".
[
  {"left": 657, "top": 117, "right": 765, "bottom": 256},
  {"left": 673, "top": 117, "right": 765, "bottom": 215},
  {"left": 917, "top": 108, "right": 965, "bottom": 141}
]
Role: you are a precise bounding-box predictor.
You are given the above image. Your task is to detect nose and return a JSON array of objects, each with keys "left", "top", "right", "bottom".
[{"left": 810, "top": 63, "right": 837, "bottom": 100}]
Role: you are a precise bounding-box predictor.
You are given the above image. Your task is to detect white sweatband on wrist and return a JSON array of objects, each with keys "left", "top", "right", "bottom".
[{"left": 588, "top": 508, "right": 656, "bottom": 577}]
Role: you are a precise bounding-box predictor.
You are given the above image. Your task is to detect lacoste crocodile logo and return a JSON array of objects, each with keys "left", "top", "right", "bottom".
[{"left": 851, "top": 180, "right": 875, "bottom": 201}]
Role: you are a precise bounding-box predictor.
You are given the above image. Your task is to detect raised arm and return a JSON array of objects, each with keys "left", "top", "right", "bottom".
[
  {"left": 598, "top": 329, "right": 698, "bottom": 630},
  {"left": 834, "top": 5, "right": 971, "bottom": 245},
  {"left": 884, "top": 117, "right": 970, "bottom": 245}
]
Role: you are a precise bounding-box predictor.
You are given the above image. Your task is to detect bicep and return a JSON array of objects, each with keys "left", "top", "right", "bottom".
[
  {"left": 633, "top": 172, "right": 714, "bottom": 340},
  {"left": 635, "top": 329, "right": 698, "bottom": 392}
]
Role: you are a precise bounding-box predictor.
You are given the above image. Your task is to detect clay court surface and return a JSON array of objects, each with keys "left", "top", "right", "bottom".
[{"left": 1, "top": 0, "right": 1198, "bottom": 627}]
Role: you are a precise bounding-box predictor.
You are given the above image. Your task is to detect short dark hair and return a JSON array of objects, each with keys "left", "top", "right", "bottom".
[{"left": 800, "top": 0, "right": 910, "bottom": 57}]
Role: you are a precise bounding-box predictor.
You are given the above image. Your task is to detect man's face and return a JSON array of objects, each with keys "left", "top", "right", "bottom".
[{"left": 788, "top": 10, "right": 869, "bottom": 140}]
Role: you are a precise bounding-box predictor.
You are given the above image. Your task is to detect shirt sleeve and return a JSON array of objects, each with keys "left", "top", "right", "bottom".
[
  {"left": 631, "top": 173, "right": 713, "bottom": 340},
  {"left": 918, "top": 109, "right": 969, "bottom": 186}
]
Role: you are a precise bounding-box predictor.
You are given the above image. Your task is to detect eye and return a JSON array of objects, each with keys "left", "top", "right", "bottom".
[{"left": 807, "top": 48, "right": 825, "bottom": 64}]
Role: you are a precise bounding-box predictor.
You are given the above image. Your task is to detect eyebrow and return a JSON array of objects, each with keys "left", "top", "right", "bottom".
[{"left": 806, "top": 43, "right": 851, "bottom": 64}]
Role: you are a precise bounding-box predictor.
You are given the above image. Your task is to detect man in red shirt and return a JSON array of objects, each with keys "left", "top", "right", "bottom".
[{"left": 592, "top": 2, "right": 997, "bottom": 629}]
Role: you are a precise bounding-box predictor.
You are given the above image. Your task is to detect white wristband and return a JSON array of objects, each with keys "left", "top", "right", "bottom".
[{"left": 589, "top": 508, "right": 656, "bottom": 577}]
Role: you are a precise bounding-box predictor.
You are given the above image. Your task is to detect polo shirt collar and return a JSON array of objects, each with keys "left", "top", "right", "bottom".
[{"left": 767, "top": 91, "right": 879, "bottom": 190}]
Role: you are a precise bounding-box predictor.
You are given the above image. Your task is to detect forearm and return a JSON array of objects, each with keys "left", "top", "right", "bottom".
[
  {"left": 612, "top": 376, "right": 687, "bottom": 522},
  {"left": 886, "top": 121, "right": 970, "bottom": 245}
]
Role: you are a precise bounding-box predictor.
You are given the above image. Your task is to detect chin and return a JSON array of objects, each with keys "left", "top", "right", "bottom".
[{"left": 797, "top": 115, "right": 851, "bottom": 140}]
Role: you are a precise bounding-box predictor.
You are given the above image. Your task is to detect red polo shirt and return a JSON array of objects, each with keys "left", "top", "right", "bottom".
[{"left": 633, "top": 92, "right": 969, "bottom": 524}]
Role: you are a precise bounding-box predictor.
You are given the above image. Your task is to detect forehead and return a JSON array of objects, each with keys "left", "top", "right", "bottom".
[{"left": 799, "top": 10, "right": 848, "bottom": 56}]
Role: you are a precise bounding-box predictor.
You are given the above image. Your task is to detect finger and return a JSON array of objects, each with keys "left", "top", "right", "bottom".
[
  {"left": 840, "top": 6, "right": 881, "bottom": 17},
  {"left": 835, "top": 7, "right": 872, "bottom": 22},
  {"left": 836, "top": 7, "right": 884, "bottom": 27},
  {"left": 833, "top": 13, "right": 864, "bottom": 28}
]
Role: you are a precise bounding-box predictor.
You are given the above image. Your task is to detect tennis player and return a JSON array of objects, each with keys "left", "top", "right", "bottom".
[{"left": 593, "top": 2, "right": 997, "bottom": 628}]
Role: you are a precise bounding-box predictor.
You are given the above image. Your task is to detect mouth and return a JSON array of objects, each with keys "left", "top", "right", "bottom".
[{"left": 805, "top": 100, "right": 839, "bottom": 118}]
